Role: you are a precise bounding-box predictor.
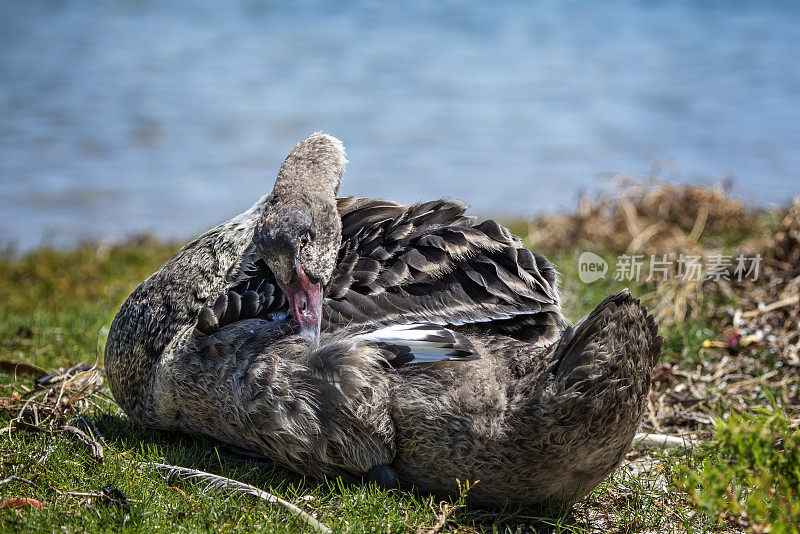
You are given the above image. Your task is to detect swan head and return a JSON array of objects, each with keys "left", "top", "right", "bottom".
[{"left": 253, "top": 133, "right": 346, "bottom": 345}]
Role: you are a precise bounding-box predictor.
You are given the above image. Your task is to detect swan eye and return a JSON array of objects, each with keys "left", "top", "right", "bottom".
[{"left": 299, "top": 233, "right": 310, "bottom": 248}]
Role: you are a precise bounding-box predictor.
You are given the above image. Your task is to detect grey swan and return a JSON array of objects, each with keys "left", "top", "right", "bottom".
[{"left": 105, "top": 133, "right": 662, "bottom": 505}]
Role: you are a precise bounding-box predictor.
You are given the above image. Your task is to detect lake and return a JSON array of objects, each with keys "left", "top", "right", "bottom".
[{"left": 1, "top": 0, "right": 798, "bottom": 250}]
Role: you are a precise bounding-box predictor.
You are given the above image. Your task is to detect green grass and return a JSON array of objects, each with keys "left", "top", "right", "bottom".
[
  {"left": 0, "top": 229, "right": 797, "bottom": 532},
  {"left": 676, "top": 405, "right": 800, "bottom": 533}
]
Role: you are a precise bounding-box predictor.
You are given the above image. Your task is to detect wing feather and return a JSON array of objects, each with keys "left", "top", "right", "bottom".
[
  {"left": 322, "top": 197, "right": 565, "bottom": 343},
  {"left": 195, "top": 196, "right": 565, "bottom": 345}
]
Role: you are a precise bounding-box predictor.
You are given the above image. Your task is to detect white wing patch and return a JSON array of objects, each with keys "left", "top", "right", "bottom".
[{"left": 356, "top": 323, "right": 479, "bottom": 364}]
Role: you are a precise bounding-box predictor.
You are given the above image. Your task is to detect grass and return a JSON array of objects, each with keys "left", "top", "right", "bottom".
[
  {"left": 676, "top": 405, "right": 800, "bottom": 533},
  {"left": 1, "top": 186, "right": 798, "bottom": 532}
]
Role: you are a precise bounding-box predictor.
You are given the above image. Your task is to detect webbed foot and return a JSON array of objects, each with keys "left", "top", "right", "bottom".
[{"left": 366, "top": 464, "right": 399, "bottom": 489}]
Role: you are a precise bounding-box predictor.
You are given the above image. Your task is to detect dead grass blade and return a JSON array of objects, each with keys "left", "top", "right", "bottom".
[
  {"left": 415, "top": 479, "right": 475, "bottom": 534},
  {"left": 8, "top": 364, "right": 105, "bottom": 436},
  {"left": 141, "top": 461, "right": 332, "bottom": 534},
  {"left": 0, "top": 361, "right": 47, "bottom": 378}
]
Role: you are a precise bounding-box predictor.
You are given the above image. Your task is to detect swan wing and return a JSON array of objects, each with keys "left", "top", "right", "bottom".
[{"left": 324, "top": 197, "right": 564, "bottom": 342}]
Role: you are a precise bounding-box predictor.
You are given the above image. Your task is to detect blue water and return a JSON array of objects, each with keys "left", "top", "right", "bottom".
[{"left": 1, "top": 1, "right": 799, "bottom": 250}]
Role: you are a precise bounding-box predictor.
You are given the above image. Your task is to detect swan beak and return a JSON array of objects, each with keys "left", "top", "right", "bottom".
[{"left": 281, "top": 259, "right": 322, "bottom": 346}]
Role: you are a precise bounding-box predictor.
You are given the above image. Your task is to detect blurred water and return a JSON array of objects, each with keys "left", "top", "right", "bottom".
[{"left": 1, "top": 0, "right": 799, "bottom": 250}]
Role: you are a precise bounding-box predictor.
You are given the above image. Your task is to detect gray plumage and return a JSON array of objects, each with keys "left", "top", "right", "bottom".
[
  {"left": 253, "top": 134, "right": 344, "bottom": 287},
  {"left": 105, "top": 133, "right": 662, "bottom": 505}
]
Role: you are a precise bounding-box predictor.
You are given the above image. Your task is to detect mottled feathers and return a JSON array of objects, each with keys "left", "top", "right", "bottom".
[{"left": 197, "top": 196, "right": 566, "bottom": 348}]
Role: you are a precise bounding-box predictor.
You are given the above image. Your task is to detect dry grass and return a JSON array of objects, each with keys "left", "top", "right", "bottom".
[{"left": 528, "top": 178, "right": 759, "bottom": 257}]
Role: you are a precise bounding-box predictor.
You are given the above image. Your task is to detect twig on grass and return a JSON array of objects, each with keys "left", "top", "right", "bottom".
[
  {"left": 0, "top": 476, "right": 36, "bottom": 488},
  {"left": 141, "top": 461, "right": 331, "bottom": 534},
  {"left": 740, "top": 293, "right": 800, "bottom": 319},
  {"left": 634, "top": 433, "right": 697, "bottom": 450},
  {"left": 73, "top": 414, "right": 104, "bottom": 442},
  {"left": 62, "top": 425, "right": 104, "bottom": 463}
]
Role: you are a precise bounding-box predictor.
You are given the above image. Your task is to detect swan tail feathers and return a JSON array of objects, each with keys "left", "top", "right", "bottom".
[{"left": 551, "top": 291, "right": 662, "bottom": 395}]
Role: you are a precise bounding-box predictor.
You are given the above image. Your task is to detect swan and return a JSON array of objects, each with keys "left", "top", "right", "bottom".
[{"left": 105, "top": 133, "right": 661, "bottom": 505}]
